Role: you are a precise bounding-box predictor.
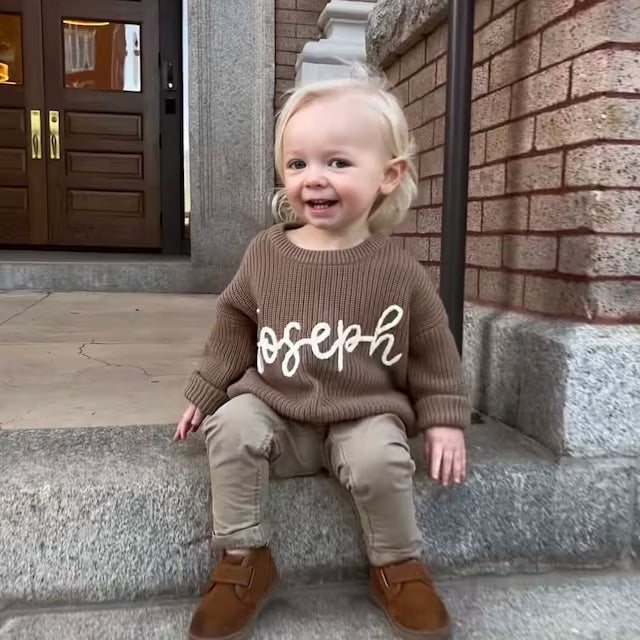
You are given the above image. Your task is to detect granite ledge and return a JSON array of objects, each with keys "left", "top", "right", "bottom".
[{"left": 366, "top": 0, "right": 448, "bottom": 68}]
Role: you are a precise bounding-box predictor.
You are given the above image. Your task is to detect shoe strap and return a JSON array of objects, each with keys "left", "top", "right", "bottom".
[
  {"left": 381, "top": 562, "right": 430, "bottom": 586},
  {"left": 212, "top": 563, "right": 253, "bottom": 587}
]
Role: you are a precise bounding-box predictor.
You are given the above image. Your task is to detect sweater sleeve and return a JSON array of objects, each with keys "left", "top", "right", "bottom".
[
  {"left": 184, "top": 247, "right": 258, "bottom": 415},
  {"left": 407, "top": 267, "right": 471, "bottom": 430}
]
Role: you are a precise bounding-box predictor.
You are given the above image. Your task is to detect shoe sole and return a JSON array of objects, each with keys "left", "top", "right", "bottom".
[
  {"left": 369, "top": 589, "right": 452, "bottom": 640},
  {"left": 188, "top": 575, "right": 280, "bottom": 640}
]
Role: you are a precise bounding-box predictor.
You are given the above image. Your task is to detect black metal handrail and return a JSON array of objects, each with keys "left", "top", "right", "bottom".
[{"left": 440, "top": 0, "right": 475, "bottom": 354}]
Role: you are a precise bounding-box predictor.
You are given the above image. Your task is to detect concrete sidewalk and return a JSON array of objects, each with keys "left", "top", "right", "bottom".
[{"left": 0, "top": 291, "right": 215, "bottom": 430}]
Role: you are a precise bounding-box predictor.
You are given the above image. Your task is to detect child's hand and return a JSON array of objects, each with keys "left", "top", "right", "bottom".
[
  {"left": 174, "top": 403, "right": 205, "bottom": 441},
  {"left": 424, "top": 427, "right": 466, "bottom": 487}
]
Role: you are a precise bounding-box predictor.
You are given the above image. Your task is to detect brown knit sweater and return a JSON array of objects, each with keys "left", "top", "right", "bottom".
[{"left": 185, "top": 223, "right": 470, "bottom": 434}]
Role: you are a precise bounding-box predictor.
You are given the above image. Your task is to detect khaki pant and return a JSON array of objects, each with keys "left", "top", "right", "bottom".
[{"left": 202, "top": 393, "right": 422, "bottom": 566}]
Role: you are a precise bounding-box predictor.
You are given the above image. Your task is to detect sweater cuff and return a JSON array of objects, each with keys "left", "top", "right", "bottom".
[
  {"left": 184, "top": 372, "right": 228, "bottom": 415},
  {"left": 416, "top": 395, "right": 471, "bottom": 431}
]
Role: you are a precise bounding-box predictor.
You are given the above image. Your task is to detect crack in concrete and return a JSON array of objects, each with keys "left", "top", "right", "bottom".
[
  {"left": 0, "top": 292, "right": 52, "bottom": 327},
  {"left": 77, "top": 343, "right": 154, "bottom": 377}
]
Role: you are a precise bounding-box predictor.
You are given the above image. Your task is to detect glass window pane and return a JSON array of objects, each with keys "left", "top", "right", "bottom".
[
  {"left": 63, "top": 20, "right": 141, "bottom": 92},
  {"left": 0, "top": 13, "right": 24, "bottom": 86}
]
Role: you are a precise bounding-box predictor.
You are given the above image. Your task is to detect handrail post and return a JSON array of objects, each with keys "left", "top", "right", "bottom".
[{"left": 439, "top": 0, "right": 475, "bottom": 354}]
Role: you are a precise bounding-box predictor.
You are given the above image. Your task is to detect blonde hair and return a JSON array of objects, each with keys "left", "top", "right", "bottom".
[{"left": 272, "top": 72, "right": 418, "bottom": 234}]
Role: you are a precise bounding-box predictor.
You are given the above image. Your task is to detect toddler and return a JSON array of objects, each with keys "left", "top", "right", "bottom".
[{"left": 175, "top": 74, "right": 470, "bottom": 640}]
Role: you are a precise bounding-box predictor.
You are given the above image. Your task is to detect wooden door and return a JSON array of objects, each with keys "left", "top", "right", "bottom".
[
  {"left": 42, "top": 0, "right": 161, "bottom": 248},
  {"left": 0, "top": 0, "right": 47, "bottom": 244}
]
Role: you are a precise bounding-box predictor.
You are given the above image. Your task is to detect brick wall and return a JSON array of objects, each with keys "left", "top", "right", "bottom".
[
  {"left": 275, "top": 0, "right": 328, "bottom": 105},
  {"left": 386, "top": 0, "right": 640, "bottom": 322}
]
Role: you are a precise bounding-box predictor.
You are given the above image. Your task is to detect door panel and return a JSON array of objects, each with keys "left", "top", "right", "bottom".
[
  {"left": 0, "top": 0, "right": 47, "bottom": 244},
  {"left": 42, "top": 0, "right": 161, "bottom": 248}
]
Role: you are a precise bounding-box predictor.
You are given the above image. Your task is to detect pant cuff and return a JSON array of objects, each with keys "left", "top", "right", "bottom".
[
  {"left": 367, "top": 544, "right": 423, "bottom": 567},
  {"left": 211, "top": 523, "right": 270, "bottom": 550}
]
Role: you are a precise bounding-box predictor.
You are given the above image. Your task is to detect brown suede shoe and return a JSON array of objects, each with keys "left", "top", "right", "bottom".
[
  {"left": 370, "top": 559, "right": 451, "bottom": 640},
  {"left": 189, "top": 547, "right": 279, "bottom": 640}
]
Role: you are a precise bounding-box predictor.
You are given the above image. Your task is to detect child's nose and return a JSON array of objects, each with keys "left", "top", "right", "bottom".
[{"left": 303, "top": 166, "right": 327, "bottom": 187}]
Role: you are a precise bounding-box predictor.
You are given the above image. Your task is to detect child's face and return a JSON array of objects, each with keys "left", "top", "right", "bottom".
[{"left": 282, "top": 94, "right": 400, "bottom": 236}]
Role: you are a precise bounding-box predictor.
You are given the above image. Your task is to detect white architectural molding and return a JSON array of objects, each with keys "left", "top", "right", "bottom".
[{"left": 295, "top": 0, "right": 376, "bottom": 87}]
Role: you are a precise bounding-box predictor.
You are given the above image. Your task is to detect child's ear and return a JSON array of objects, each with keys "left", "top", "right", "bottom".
[{"left": 380, "top": 158, "right": 408, "bottom": 195}]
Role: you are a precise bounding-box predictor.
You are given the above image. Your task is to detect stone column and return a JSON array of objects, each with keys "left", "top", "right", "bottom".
[
  {"left": 188, "top": 0, "right": 274, "bottom": 291},
  {"left": 295, "top": 0, "right": 376, "bottom": 87}
]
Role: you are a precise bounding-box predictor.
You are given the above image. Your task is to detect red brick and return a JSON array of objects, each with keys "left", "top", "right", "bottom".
[
  {"left": 276, "top": 65, "right": 295, "bottom": 80},
  {"left": 427, "top": 24, "right": 448, "bottom": 63},
  {"left": 393, "top": 81, "right": 409, "bottom": 107},
  {"left": 433, "top": 116, "right": 445, "bottom": 146},
  {"left": 473, "top": 63, "right": 490, "bottom": 99},
  {"left": 503, "top": 235, "right": 557, "bottom": 270},
  {"left": 386, "top": 60, "right": 401, "bottom": 86},
  {"left": 529, "top": 191, "right": 640, "bottom": 233},
  {"left": 506, "top": 152, "right": 563, "bottom": 193},
  {"left": 430, "top": 237, "right": 442, "bottom": 262},
  {"left": 475, "top": 0, "right": 493, "bottom": 29},
  {"left": 276, "top": 0, "right": 296, "bottom": 8},
  {"left": 565, "top": 145, "right": 640, "bottom": 188},
  {"left": 276, "top": 37, "right": 307, "bottom": 53},
  {"left": 469, "top": 164, "right": 507, "bottom": 198},
  {"left": 489, "top": 34, "right": 540, "bottom": 91},
  {"left": 297, "top": 24, "right": 319, "bottom": 39},
  {"left": 400, "top": 40, "right": 426, "bottom": 80},
  {"left": 511, "top": 63, "right": 570, "bottom": 118},
  {"left": 276, "top": 9, "right": 319, "bottom": 25},
  {"left": 465, "top": 268, "right": 480, "bottom": 298},
  {"left": 541, "top": 0, "right": 640, "bottom": 68},
  {"left": 436, "top": 56, "right": 447, "bottom": 87},
  {"left": 423, "top": 86, "right": 447, "bottom": 121},
  {"left": 418, "top": 208, "right": 442, "bottom": 233},
  {"left": 572, "top": 49, "right": 640, "bottom": 98},
  {"left": 420, "top": 147, "right": 444, "bottom": 178},
  {"left": 479, "top": 270, "right": 525, "bottom": 306},
  {"left": 474, "top": 10, "right": 516, "bottom": 63},
  {"left": 405, "top": 99, "right": 423, "bottom": 130},
  {"left": 483, "top": 196, "right": 529, "bottom": 231},
  {"left": 470, "top": 132, "right": 486, "bottom": 167},
  {"left": 296, "top": 0, "right": 326, "bottom": 10},
  {"left": 409, "top": 65, "right": 437, "bottom": 102},
  {"left": 468, "top": 201, "right": 483, "bottom": 232},
  {"left": 559, "top": 236, "right": 640, "bottom": 277},
  {"left": 535, "top": 97, "right": 640, "bottom": 151},
  {"left": 486, "top": 117, "right": 534, "bottom": 162},
  {"left": 466, "top": 235, "right": 503, "bottom": 267},
  {"left": 523, "top": 276, "right": 592, "bottom": 317},
  {"left": 275, "top": 78, "right": 293, "bottom": 93},
  {"left": 471, "top": 87, "right": 511, "bottom": 132},
  {"left": 431, "top": 177, "right": 443, "bottom": 205},
  {"left": 276, "top": 51, "right": 297, "bottom": 66},
  {"left": 415, "top": 180, "right": 432, "bottom": 207},
  {"left": 413, "top": 122, "right": 434, "bottom": 152},
  {"left": 494, "top": 0, "right": 520, "bottom": 15},
  {"left": 276, "top": 22, "right": 297, "bottom": 37},
  {"left": 515, "top": 0, "right": 574, "bottom": 39},
  {"left": 391, "top": 235, "right": 406, "bottom": 250}
]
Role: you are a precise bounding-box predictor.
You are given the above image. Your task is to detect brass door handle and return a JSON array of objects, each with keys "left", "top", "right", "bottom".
[
  {"left": 30, "top": 110, "right": 42, "bottom": 160},
  {"left": 49, "top": 110, "right": 61, "bottom": 160}
]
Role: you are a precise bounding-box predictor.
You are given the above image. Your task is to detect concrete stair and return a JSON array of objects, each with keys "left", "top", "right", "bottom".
[
  {"left": 2, "top": 572, "right": 640, "bottom": 639},
  {"left": 1, "top": 418, "right": 636, "bottom": 607}
]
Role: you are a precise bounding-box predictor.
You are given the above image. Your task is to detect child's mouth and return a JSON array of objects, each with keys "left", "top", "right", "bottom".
[{"left": 306, "top": 199, "right": 337, "bottom": 211}]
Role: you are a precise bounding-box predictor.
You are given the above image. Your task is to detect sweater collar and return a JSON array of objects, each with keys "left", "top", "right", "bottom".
[{"left": 268, "top": 223, "right": 388, "bottom": 265}]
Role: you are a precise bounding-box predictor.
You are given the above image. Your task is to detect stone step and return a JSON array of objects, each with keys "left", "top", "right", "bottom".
[
  {"left": 2, "top": 571, "right": 639, "bottom": 639},
  {"left": 0, "top": 420, "right": 635, "bottom": 605}
]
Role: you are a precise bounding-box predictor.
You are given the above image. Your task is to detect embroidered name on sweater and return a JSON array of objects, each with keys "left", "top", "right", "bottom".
[{"left": 257, "top": 305, "right": 404, "bottom": 377}]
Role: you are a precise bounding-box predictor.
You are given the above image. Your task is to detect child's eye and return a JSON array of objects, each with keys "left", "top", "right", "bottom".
[
  {"left": 329, "top": 159, "right": 350, "bottom": 169},
  {"left": 287, "top": 160, "right": 305, "bottom": 170}
]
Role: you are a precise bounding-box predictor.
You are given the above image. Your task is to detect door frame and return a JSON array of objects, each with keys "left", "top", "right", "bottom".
[{"left": 159, "top": 0, "right": 185, "bottom": 254}]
